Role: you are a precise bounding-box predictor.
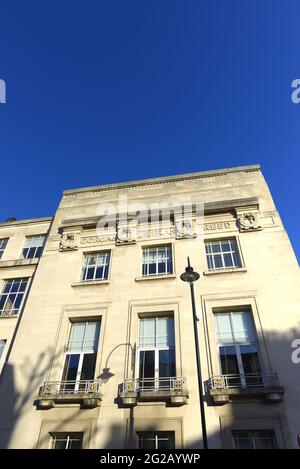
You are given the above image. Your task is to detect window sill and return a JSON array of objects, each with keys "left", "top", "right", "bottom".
[
  {"left": 203, "top": 267, "right": 247, "bottom": 276},
  {"left": 71, "top": 280, "right": 110, "bottom": 287},
  {"left": 0, "top": 258, "right": 39, "bottom": 268},
  {"left": 135, "top": 274, "right": 176, "bottom": 282},
  {"left": 0, "top": 313, "right": 18, "bottom": 319}
]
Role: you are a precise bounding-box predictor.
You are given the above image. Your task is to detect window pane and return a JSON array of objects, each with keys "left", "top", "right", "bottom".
[
  {"left": 0, "top": 340, "right": 6, "bottom": 359},
  {"left": 159, "top": 349, "right": 176, "bottom": 381},
  {"left": 139, "top": 350, "right": 155, "bottom": 389},
  {"left": 157, "top": 317, "right": 175, "bottom": 347},
  {"left": 84, "top": 322, "right": 100, "bottom": 350},
  {"left": 231, "top": 312, "right": 256, "bottom": 342},
  {"left": 80, "top": 353, "right": 97, "bottom": 381},
  {"left": 219, "top": 346, "right": 240, "bottom": 378},
  {"left": 51, "top": 433, "right": 83, "bottom": 450},
  {"left": 232, "top": 430, "right": 276, "bottom": 449},
  {"left": 140, "top": 318, "right": 155, "bottom": 347},
  {"left": 214, "top": 314, "right": 233, "bottom": 343},
  {"left": 68, "top": 323, "right": 85, "bottom": 351},
  {"left": 205, "top": 238, "right": 242, "bottom": 270},
  {"left": 62, "top": 354, "right": 80, "bottom": 383},
  {"left": 240, "top": 345, "right": 262, "bottom": 385}
]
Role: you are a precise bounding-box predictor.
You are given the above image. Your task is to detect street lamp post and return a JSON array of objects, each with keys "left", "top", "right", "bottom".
[{"left": 180, "top": 257, "right": 208, "bottom": 450}]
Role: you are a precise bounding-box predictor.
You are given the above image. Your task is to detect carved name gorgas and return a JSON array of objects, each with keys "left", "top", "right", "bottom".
[{"left": 204, "top": 221, "right": 231, "bottom": 232}]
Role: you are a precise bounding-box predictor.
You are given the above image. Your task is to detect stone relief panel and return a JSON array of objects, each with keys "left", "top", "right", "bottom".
[
  {"left": 175, "top": 218, "right": 196, "bottom": 239},
  {"left": 236, "top": 211, "right": 261, "bottom": 232},
  {"left": 116, "top": 223, "right": 137, "bottom": 244},
  {"left": 59, "top": 231, "right": 79, "bottom": 251}
]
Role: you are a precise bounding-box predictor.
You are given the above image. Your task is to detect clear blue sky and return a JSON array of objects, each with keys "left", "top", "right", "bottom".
[{"left": 0, "top": 1, "right": 299, "bottom": 261}]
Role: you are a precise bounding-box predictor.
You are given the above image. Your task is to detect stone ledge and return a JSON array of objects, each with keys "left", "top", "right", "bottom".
[
  {"left": 119, "top": 390, "right": 189, "bottom": 407},
  {"left": 135, "top": 274, "right": 176, "bottom": 282},
  {"left": 0, "top": 258, "right": 39, "bottom": 268},
  {"left": 71, "top": 280, "right": 110, "bottom": 287},
  {"left": 209, "top": 386, "right": 284, "bottom": 404},
  {"left": 36, "top": 394, "right": 103, "bottom": 409},
  {"left": 203, "top": 267, "right": 247, "bottom": 276}
]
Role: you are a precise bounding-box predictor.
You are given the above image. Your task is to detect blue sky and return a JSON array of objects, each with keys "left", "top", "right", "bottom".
[{"left": 0, "top": 1, "right": 299, "bottom": 261}]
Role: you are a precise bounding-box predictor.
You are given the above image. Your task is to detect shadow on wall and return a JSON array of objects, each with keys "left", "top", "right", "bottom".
[{"left": 0, "top": 327, "right": 299, "bottom": 449}]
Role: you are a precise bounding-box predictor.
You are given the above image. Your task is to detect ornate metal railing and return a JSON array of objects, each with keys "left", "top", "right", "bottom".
[
  {"left": 122, "top": 377, "right": 187, "bottom": 393},
  {"left": 209, "top": 373, "right": 280, "bottom": 390},
  {"left": 39, "top": 379, "right": 103, "bottom": 398}
]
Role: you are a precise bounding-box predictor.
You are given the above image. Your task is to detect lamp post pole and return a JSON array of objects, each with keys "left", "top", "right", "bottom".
[{"left": 180, "top": 257, "right": 208, "bottom": 450}]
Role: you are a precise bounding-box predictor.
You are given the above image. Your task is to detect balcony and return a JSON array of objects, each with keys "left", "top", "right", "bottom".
[
  {"left": 37, "top": 379, "right": 103, "bottom": 409},
  {"left": 208, "top": 373, "right": 284, "bottom": 404},
  {"left": 119, "top": 377, "right": 188, "bottom": 406}
]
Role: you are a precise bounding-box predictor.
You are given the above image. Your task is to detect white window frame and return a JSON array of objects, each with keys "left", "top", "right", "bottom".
[
  {"left": 142, "top": 245, "right": 173, "bottom": 277},
  {"left": 0, "top": 238, "right": 8, "bottom": 259},
  {"left": 50, "top": 433, "right": 83, "bottom": 449},
  {"left": 138, "top": 431, "right": 175, "bottom": 449},
  {"left": 81, "top": 251, "right": 110, "bottom": 281},
  {"left": 21, "top": 235, "right": 46, "bottom": 260},
  {"left": 232, "top": 430, "right": 277, "bottom": 449},
  {"left": 205, "top": 237, "right": 242, "bottom": 271},
  {"left": 137, "top": 316, "right": 175, "bottom": 389},
  {"left": 61, "top": 321, "right": 100, "bottom": 391},
  {"left": 214, "top": 311, "right": 261, "bottom": 387},
  {"left": 0, "top": 278, "right": 29, "bottom": 317}
]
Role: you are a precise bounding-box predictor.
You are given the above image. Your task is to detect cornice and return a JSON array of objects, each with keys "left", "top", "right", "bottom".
[{"left": 62, "top": 165, "right": 261, "bottom": 197}]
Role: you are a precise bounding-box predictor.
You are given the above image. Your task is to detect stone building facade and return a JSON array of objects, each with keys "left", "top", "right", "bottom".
[{"left": 0, "top": 164, "right": 299, "bottom": 449}]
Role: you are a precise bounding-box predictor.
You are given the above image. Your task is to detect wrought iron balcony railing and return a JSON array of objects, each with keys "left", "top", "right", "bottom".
[
  {"left": 208, "top": 372, "right": 284, "bottom": 404},
  {"left": 39, "top": 379, "right": 103, "bottom": 397},
  {"left": 122, "top": 376, "right": 187, "bottom": 393},
  {"left": 37, "top": 379, "right": 103, "bottom": 409},
  {"left": 209, "top": 372, "right": 280, "bottom": 390}
]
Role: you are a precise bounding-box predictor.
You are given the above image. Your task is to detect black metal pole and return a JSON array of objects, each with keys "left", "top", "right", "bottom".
[{"left": 189, "top": 280, "right": 208, "bottom": 449}]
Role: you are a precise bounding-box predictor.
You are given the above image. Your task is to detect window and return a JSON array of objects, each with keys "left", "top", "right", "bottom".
[
  {"left": 50, "top": 432, "right": 83, "bottom": 449},
  {"left": 232, "top": 430, "right": 277, "bottom": 449},
  {"left": 214, "top": 311, "right": 262, "bottom": 387},
  {"left": 0, "top": 340, "right": 6, "bottom": 359},
  {"left": 0, "top": 239, "right": 8, "bottom": 259},
  {"left": 0, "top": 278, "right": 28, "bottom": 317},
  {"left": 21, "top": 235, "right": 46, "bottom": 259},
  {"left": 138, "top": 316, "right": 175, "bottom": 389},
  {"left": 61, "top": 321, "right": 100, "bottom": 392},
  {"left": 138, "top": 431, "right": 175, "bottom": 449},
  {"left": 81, "top": 252, "right": 110, "bottom": 281},
  {"left": 142, "top": 245, "right": 172, "bottom": 276},
  {"left": 205, "top": 238, "right": 242, "bottom": 270}
]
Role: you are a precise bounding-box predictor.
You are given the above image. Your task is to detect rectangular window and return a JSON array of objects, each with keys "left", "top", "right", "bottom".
[
  {"left": 205, "top": 238, "right": 242, "bottom": 270},
  {"left": 0, "top": 340, "right": 6, "bottom": 359},
  {"left": 81, "top": 252, "right": 110, "bottom": 281},
  {"left": 138, "top": 431, "right": 175, "bottom": 449},
  {"left": 21, "top": 235, "right": 46, "bottom": 259},
  {"left": 61, "top": 321, "right": 100, "bottom": 392},
  {"left": 50, "top": 432, "right": 83, "bottom": 449},
  {"left": 138, "top": 316, "right": 175, "bottom": 389},
  {"left": 0, "top": 278, "right": 28, "bottom": 317},
  {"left": 142, "top": 245, "right": 172, "bottom": 276},
  {"left": 232, "top": 430, "right": 277, "bottom": 449},
  {"left": 214, "top": 311, "right": 262, "bottom": 387},
  {"left": 0, "top": 239, "right": 8, "bottom": 259}
]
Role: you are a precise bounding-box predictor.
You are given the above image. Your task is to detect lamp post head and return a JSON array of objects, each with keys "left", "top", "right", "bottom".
[{"left": 180, "top": 257, "right": 200, "bottom": 283}]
